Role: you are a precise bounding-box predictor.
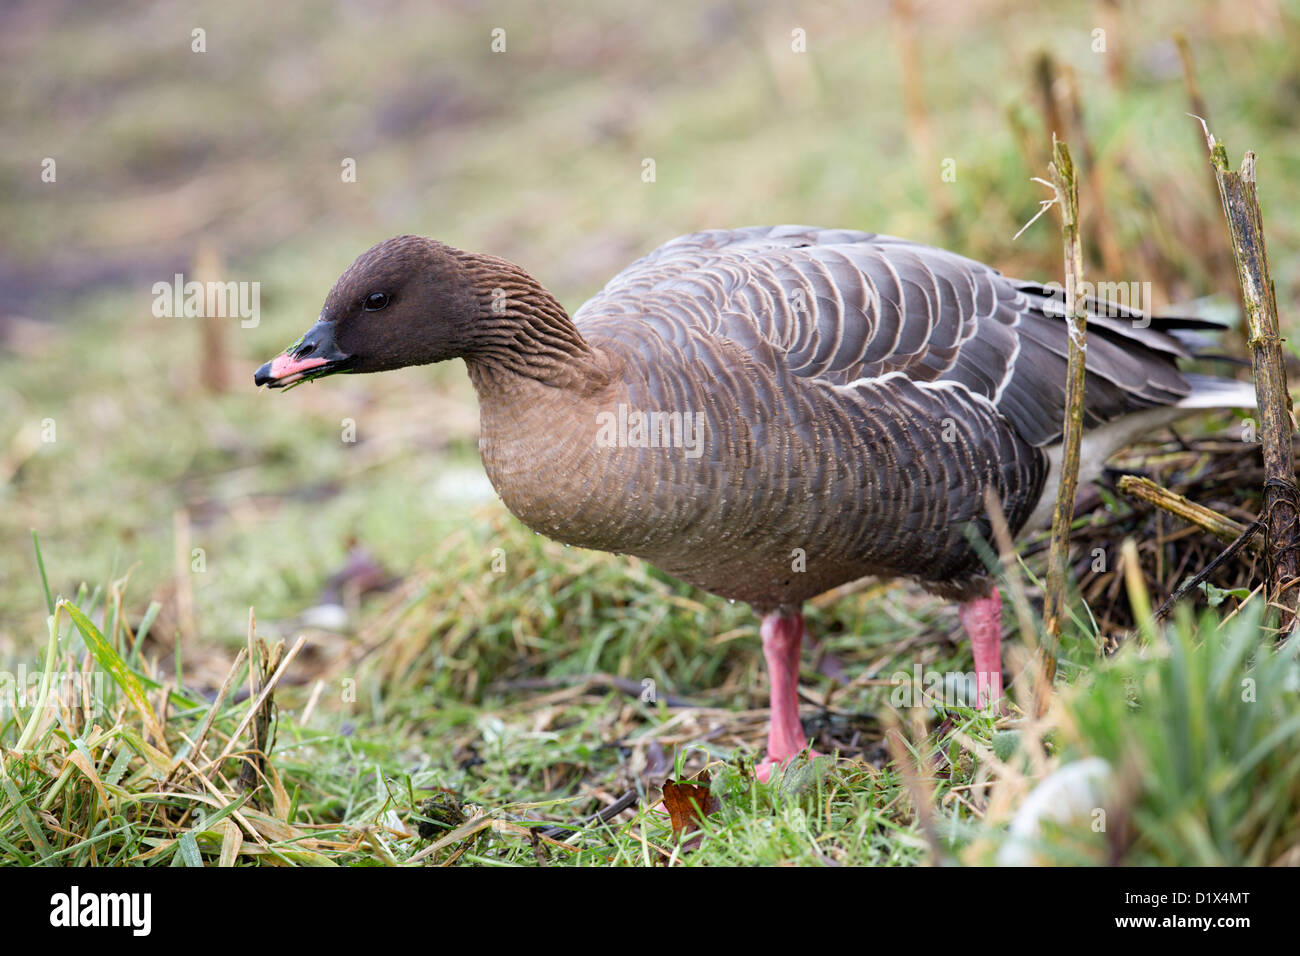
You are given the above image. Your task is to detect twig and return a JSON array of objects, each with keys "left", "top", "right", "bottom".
[
  {"left": 883, "top": 718, "right": 946, "bottom": 865},
  {"left": 1059, "top": 64, "right": 1123, "bottom": 278},
  {"left": 1042, "top": 136, "right": 1087, "bottom": 676},
  {"left": 164, "top": 647, "right": 249, "bottom": 786},
  {"left": 1117, "top": 475, "right": 1261, "bottom": 552},
  {"left": 239, "top": 619, "right": 284, "bottom": 795},
  {"left": 1200, "top": 123, "right": 1300, "bottom": 631},
  {"left": 171, "top": 509, "right": 198, "bottom": 646},
  {"left": 199, "top": 635, "right": 306, "bottom": 775},
  {"left": 1033, "top": 53, "right": 1065, "bottom": 152},
  {"left": 1174, "top": 36, "right": 1219, "bottom": 213},
  {"left": 1175, "top": 35, "right": 1240, "bottom": 314},
  {"left": 194, "top": 241, "right": 230, "bottom": 393},
  {"left": 1152, "top": 519, "right": 1263, "bottom": 622},
  {"left": 537, "top": 790, "right": 639, "bottom": 840},
  {"left": 1097, "top": 0, "right": 1126, "bottom": 87},
  {"left": 892, "top": 0, "right": 956, "bottom": 239}
]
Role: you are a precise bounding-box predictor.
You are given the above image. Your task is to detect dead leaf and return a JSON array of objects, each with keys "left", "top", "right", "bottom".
[{"left": 661, "top": 771, "right": 720, "bottom": 840}]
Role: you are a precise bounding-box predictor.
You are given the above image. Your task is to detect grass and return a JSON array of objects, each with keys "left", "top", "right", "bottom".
[
  {"left": 5, "top": 529, "right": 1299, "bottom": 866},
  {"left": 1057, "top": 603, "right": 1300, "bottom": 865},
  {"left": 3, "top": 0, "right": 1300, "bottom": 865}
]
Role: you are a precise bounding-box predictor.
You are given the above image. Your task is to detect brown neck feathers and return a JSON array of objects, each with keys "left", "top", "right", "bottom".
[{"left": 457, "top": 251, "right": 610, "bottom": 395}]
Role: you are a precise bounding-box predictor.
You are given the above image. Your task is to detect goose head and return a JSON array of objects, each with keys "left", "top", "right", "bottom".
[{"left": 255, "top": 235, "right": 481, "bottom": 388}]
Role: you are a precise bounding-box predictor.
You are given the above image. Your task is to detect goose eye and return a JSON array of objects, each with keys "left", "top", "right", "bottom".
[{"left": 364, "top": 292, "right": 390, "bottom": 312}]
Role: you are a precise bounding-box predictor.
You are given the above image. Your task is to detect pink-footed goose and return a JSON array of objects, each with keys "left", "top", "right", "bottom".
[{"left": 256, "top": 225, "right": 1253, "bottom": 778}]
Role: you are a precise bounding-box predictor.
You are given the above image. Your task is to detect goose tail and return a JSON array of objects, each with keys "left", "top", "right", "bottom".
[{"left": 1177, "top": 374, "right": 1258, "bottom": 410}]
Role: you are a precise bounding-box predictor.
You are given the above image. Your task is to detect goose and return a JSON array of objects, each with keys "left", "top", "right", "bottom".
[{"left": 255, "top": 225, "right": 1253, "bottom": 779}]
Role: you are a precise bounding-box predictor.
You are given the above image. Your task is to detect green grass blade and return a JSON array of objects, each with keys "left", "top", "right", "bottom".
[
  {"left": 0, "top": 776, "right": 54, "bottom": 861},
  {"left": 61, "top": 600, "right": 166, "bottom": 748},
  {"left": 175, "top": 830, "right": 203, "bottom": 867},
  {"left": 31, "top": 530, "right": 54, "bottom": 616}
]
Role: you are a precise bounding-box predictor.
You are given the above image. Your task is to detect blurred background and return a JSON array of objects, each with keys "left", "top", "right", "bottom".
[{"left": 2, "top": 0, "right": 1298, "bottom": 683}]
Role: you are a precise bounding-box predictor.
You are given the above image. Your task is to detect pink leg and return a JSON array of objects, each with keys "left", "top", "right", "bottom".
[
  {"left": 959, "top": 590, "right": 1004, "bottom": 708},
  {"left": 755, "top": 610, "right": 819, "bottom": 781}
]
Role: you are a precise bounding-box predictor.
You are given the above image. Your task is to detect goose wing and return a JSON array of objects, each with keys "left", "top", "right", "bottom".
[{"left": 575, "top": 224, "right": 1197, "bottom": 447}]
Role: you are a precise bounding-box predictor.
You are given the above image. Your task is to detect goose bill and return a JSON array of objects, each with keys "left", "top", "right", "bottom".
[{"left": 254, "top": 321, "right": 353, "bottom": 388}]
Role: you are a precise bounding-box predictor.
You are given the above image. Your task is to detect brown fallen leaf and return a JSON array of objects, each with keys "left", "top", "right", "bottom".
[{"left": 661, "top": 771, "right": 720, "bottom": 841}]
